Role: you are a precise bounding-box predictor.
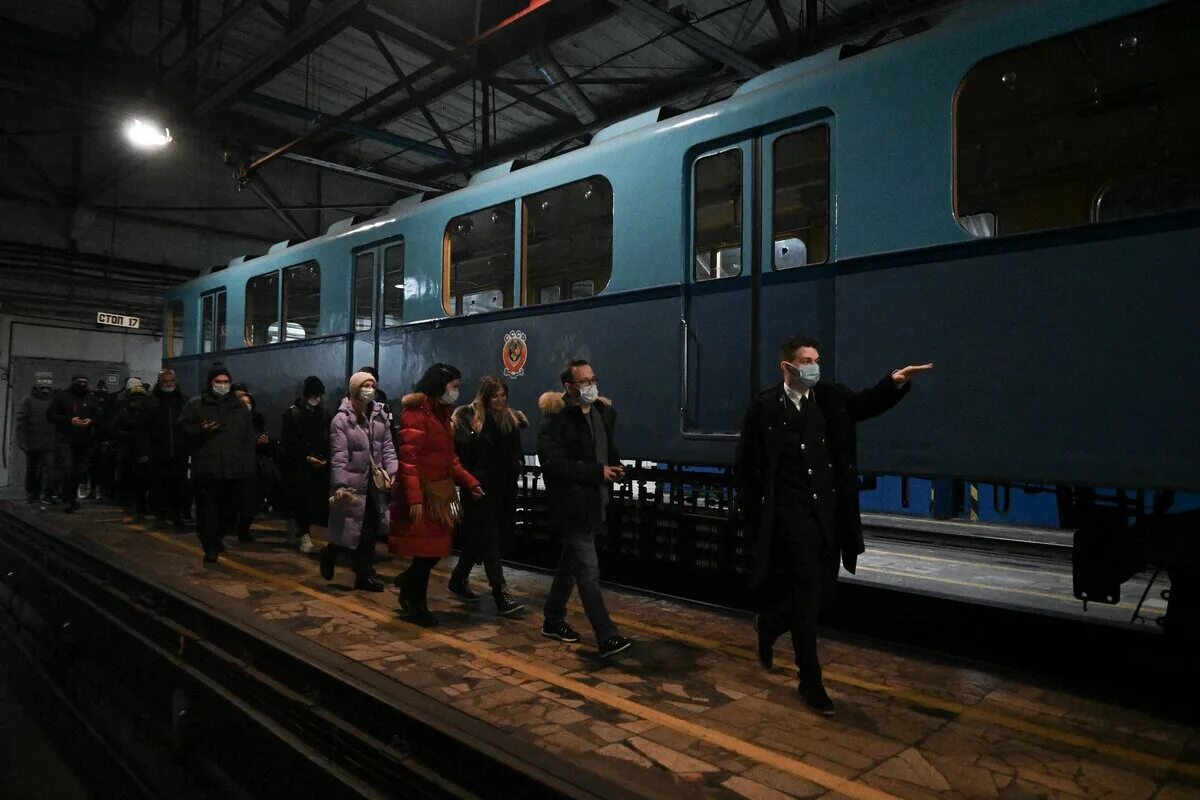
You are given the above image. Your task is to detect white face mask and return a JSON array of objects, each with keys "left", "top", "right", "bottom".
[
  {"left": 440, "top": 387, "right": 459, "bottom": 406},
  {"left": 211, "top": 383, "right": 230, "bottom": 396},
  {"left": 359, "top": 388, "right": 376, "bottom": 403},
  {"left": 307, "top": 397, "right": 321, "bottom": 408},
  {"left": 578, "top": 384, "right": 599, "bottom": 405}
]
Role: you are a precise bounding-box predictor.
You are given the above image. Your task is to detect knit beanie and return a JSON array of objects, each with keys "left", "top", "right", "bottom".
[
  {"left": 35, "top": 376, "right": 53, "bottom": 388},
  {"left": 125, "top": 377, "right": 143, "bottom": 391},
  {"left": 206, "top": 364, "right": 231, "bottom": 384},
  {"left": 348, "top": 371, "right": 374, "bottom": 399},
  {"left": 302, "top": 375, "right": 326, "bottom": 398}
]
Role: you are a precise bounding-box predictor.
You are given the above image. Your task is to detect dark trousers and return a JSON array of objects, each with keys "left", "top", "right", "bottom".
[
  {"left": 150, "top": 455, "right": 190, "bottom": 521},
  {"left": 544, "top": 526, "right": 618, "bottom": 642},
  {"left": 327, "top": 494, "right": 381, "bottom": 579},
  {"left": 24, "top": 450, "right": 53, "bottom": 499},
  {"left": 400, "top": 556, "right": 439, "bottom": 605},
  {"left": 290, "top": 464, "right": 329, "bottom": 536},
  {"left": 116, "top": 449, "right": 147, "bottom": 516},
  {"left": 758, "top": 505, "right": 840, "bottom": 684},
  {"left": 451, "top": 489, "right": 511, "bottom": 590},
  {"left": 90, "top": 442, "right": 115, "bottom": 500},
  {"left": 56, "top": 443, "right": 91, "bottom": 506},
  {"left": 194, "top": 474, "right": 245, "bottom": 550}
]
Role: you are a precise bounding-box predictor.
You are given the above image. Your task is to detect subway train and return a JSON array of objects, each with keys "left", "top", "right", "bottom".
[{"left": 162, "top": 0, "right": 1200, "bottom": 620}]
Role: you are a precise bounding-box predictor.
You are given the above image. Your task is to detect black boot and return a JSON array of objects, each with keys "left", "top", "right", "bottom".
[
  {"left": 755, "top": 615, "right": 777, "bottom": 671},
  {"left": 355, "top": 575, "right": 385, "bottom": 592},
  {"left": 799, "top": 681, "right": 835, "bottom": 716},
  {"left": 319, "top": 547, "right": 336, "bottom": 581},
  {"left": 492, "top": 585, "right": 525, "bottom": 617},
  {"left": 448, "top": 575, "right": 478, "bottom": 601}
]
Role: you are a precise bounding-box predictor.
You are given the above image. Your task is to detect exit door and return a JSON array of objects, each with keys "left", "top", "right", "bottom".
[{"left": 346, "top": 238, "right": 406, "bottom": 379}]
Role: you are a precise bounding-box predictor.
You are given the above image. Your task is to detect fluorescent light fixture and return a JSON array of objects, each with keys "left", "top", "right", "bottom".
[{"left": 125, "top": 118, "right": 172, "bottom": 149}]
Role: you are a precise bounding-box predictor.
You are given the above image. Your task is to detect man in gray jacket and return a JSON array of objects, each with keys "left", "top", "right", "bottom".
[
  {"left": 16, "top": 376, "right": 57, "bottom": 503},
  {"left": 180, "top": 365, "right": 256, "bottom": 563}
]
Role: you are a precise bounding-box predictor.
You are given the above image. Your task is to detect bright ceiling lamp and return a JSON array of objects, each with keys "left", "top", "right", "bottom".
[{"left": 124, "top": 118, "right": 172, "bottom": 149}]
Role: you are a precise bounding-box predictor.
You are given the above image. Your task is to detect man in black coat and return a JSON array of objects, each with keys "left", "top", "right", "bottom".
[
  {"left": 138, "top": 368, "right": 189, "bottom": 528},
  {"left": 734, "top": 335, "right": 932, "bottom": 714},
  {"left": 280, "top": 376, "right": 331, "bottom": 554},
  {"left": 537, "top": 359, "right": 632, "bottom": 659},
  {"left": 46, "top": 373, "right": 98, "bottom": 513}
]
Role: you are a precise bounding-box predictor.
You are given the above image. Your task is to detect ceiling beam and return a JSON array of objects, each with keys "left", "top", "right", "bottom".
[
  {"left": 161, "top": 0, "right": 268, "bottom": 81},
  {"left": 607, "top": 0, "right": 766, "bottom": 79},
  {"left": 765, "top": 0, "right": 798, "bottom": 59}
]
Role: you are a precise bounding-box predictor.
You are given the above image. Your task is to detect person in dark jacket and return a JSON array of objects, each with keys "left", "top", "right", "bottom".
[
  {"left": 47, "top": 373, "right": 98, "bottom": 513},
  {"left": 89, "top": 381, "right": 117, "bottom": 503},
  {"left": 111, "top": 379, "right": 150, "bottom": 524},
  {"left": 281, "top": 376, "right": 331, "bottom": 555},
  {"left": 16, "top": 377, "right": 56, "bottom": 503},
  {"left": 138, "top": 369, "right": 189, "bottom": 528},
  {"left": 180, "top": 365, "right": 257, "bottom": 563},
  {"left": 390, "top": 364, "right": 482, "bottom": 625},
  {"left": 734, "top": 334, "right": 932, "bottom": 715},
  {"left": 448, "top": 376, "right": 527, "bottom": 616},
  {"left": 233, "top": 390, "right": 276, "bottom": 542},
  {"left": 536, "top": 359, "right": 632, "bottom": 659}
]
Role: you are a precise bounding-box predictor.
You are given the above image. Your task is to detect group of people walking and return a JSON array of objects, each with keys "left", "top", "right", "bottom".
[{"left": 14, "top": 337, "right": 931, "bottom": 713}]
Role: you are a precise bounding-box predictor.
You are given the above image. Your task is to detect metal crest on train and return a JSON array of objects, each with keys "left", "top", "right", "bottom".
[{"left": 502, "top": 330, "right": 528, "bottom": 378}]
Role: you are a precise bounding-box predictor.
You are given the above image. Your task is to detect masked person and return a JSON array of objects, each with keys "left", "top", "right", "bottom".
[
  {"left": 357, "top": 366, "right": 397, "bottom": 451},
  {"left": 16, "top": 376, "right": 56, "bottom": 504},
  {"left": 111, "top": 378, "right": 150, "bottom": 524},
  {"left": 234, "top": 390, "right": 277, "bottom": 543},
  {"left": 47, "top": 373, "right": 98, "bottom": 513},
  {"left": 139, "top": 369, "right": 189, "bottom": 529},
  {"left": 537, "top": 359, "right": 632, "bottom": 659},
  {"left": 449, "top": 376, "right": 527, "bottom": 616},
  {"left": 735, "top": 335, "right": 932, "bottom": 715},
  {"left": 322, "top": 372, "right": 397, "bottom": 592},
  {"left": 180, "top": 365, "right": 257, "bottom": 563},
  {"left": 89, "top": 380, "right": 117, "bottom": 503},
  {"left": 281, "top": 376, "right": 331, "bottom": 554},
  {"left": 390, "top": 364, "right": 482, "bottom": 626}
]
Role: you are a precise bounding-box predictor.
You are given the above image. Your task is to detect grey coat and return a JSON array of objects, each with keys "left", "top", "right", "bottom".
[
  {"left": 327, "top": 397, "right": 398, "bottom": 548},
  {"left": 16, "top": 393, "right": 56, "bottom": 451}
]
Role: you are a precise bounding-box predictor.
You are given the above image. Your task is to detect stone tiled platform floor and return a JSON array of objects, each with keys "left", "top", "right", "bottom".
[{"left": 6, "top": 500, "right": 1198, "bottom": 800}]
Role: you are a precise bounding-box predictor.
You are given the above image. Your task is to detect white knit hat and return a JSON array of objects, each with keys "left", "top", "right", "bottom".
[
  {"left": 125, "top": 377, "right": 143, "bottom": 391},
  {"left": 348, "top": 371, "right": 375, "bottom": 398}
]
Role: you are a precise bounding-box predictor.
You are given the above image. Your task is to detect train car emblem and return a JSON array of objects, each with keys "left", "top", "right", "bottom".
[{"left": 502, "top": 330, "right": 528, "bottom": 378}]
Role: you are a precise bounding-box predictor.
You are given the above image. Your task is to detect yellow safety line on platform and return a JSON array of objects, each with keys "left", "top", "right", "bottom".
[{"left": 144, "top": 532, "right": 897, "bottom": 800}]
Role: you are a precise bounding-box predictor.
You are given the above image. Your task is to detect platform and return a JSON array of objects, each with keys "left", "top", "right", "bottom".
[{"left": 2, "top": 499, "right": 1197, "bottom": 800}]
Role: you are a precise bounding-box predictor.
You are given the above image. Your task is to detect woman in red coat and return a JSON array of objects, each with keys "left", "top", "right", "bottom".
[{"left": 391, "top": 363, "right": 483, "bottom": 626}]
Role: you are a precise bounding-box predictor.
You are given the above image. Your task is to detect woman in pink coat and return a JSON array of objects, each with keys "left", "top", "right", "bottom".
[
  {"left": 320, "top": 371, "right": 397, "bottom": 592},
  {"left": 390, "top": 363, "right": 482, "bottom": 626}
]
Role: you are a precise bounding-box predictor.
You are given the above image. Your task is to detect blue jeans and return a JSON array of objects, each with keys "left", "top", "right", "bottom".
[{"left": 543, "top": 527, "right": 618, "bottom": 642}]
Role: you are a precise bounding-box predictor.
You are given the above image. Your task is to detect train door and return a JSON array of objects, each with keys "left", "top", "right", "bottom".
[
  {"left": 683, "top": 117, "right": 834, "bottom": 439},
  {"left": 346, "top": 238, "right": 405, "bottom": 382},
  {"left": 682, "top": 140, "right": 754, "bottom": 437}
]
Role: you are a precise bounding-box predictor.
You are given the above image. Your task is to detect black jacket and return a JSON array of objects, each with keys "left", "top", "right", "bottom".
[
  {"left": 537, "top": 391, "right": 620, "bottom": 530},
  {"left": 280, "top": 399, "right": 332, "bottom": 464},
  {"left": 452, "top": 404, "right": 528, "bottom": 493},
  {"left": 46, "top": 389, "right": 98, "bottom": 447},
  {"left": 138, "top": 385, "right": 188, "bottom": 460},
  {"left": 111, "top": 392, "right": 149, "bottom": 450},
  {"left": 734, "top": 375, "right": 910, "bottom": 592},
  {"left": 180, "top": 390, "right": 257, "bottom": 479}
]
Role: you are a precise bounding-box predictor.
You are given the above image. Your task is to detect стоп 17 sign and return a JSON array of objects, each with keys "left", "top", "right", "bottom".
[{"left": 96, "top": 312, "right": 140, "bottom": 329}]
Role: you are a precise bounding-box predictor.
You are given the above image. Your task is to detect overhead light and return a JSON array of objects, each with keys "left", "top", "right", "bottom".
[{"left": 125, "top": 118, "right": 172, "bottom": 149}]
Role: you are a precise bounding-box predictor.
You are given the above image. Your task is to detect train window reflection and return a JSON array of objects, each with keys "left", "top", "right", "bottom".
[
  {"left": 353, "top": 252, "right": 373, "bottom": 331},
  {"left": 244, "top": 271, "right": 279, "bottom": 347},
  {"left": 772, "top": 124, "right": 829, "bottom": 268},
  {"left": 201, "top": 290, "right": 226, "bottom": 353},
  {"left": 165, "top": 300, "right": 184, "bottom": 358},
  {"left": 522, "top": 176, "right": 613, "bottom": 306},
  {"left": 694, "top": 149, "right": 742, "bottom": 281},
  {"left": 955, "top": 2, "right": 1200, "bottom": 236},
  {"left": 283, "top": 261, "right": 320, "bottom": 341},
  {"left": 445, "top": 203, "right": 514, "bottom": 316},
  {"left": 383, "top": 243, "right": 405, "bottom": 327}
]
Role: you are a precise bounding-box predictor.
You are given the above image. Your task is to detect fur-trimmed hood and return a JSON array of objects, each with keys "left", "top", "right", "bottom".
[
  {"left": 402, "top": 392, "right": 428, "bottom": 409},
  {"left": 537, "top": 391, "right": 614, "bottom": 416},
  {"left": 451, "top": 403, "right": 528, "bottom": 442}
]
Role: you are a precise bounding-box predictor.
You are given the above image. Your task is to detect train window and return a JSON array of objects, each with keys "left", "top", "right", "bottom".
[
  {"left": 353, "top": 253, "right": 374, "bottom": 331},
  {"left": 772, "top": 125, "right": 829, "bottom": 268},
  {"left": 200, "top": 290, "right": 226, "bottom": 353},
  {"left": 244, "top": 271, "right": 279, "bottom": 346},
  {"left": 955, "top": 2, "right": 1200, "bottom": 236},
  {"left": 693, "top": 149, "right": 742, "bottom": 281},
  {"left": 522, "top": 176, "right": 613, "bottom": 306},
  {"left": 282, "top": 261, "right": 320, "bottom": 341},
  {"left": 445, "top": 203, "right": 514, "bottom": 316},
  {"left": 383, "top": 243, "right": 405, "bottom": 326},
  {"left": 165, "top": 300, "right": 184, "bottom": 358}
]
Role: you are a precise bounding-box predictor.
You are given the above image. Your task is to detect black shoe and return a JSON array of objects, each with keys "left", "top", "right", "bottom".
[
  {"left": 541, "top": 621, "right": 580, "bottom": 643},
  {"left": 203, "top": 548, "right": 219, "bottom": 564},
  {"left": 355, "top": 576, "right": 385, "bottom": 593},
  {"left": 799, "top": 682, "right": 835, "bottom": 716},
  {"left": 319, "top": 549, "right": 335, "bottom": 581},
  {"left": 448, "top": 576, "right": 478, "bottom": 601},
  {"left": 493, "top": 586, "right": 525, "bottom": 617},
  {"left": 755, "top": 616, "right": 776, "bottom": 671},
  {"left": 217, "top": 540, "right": 228, "bottom": 553},
  {"left": 401, "top": 604, "right": 439, "bottom": 627},
  {"left": 599, "top": 635, "right": 633, "bottom": 659},
  {"left": 25, "top": 496, "right": 38, "bottom": 504},
  {"left": 63, "top": 502, "right": 78, "bottom": 514}
]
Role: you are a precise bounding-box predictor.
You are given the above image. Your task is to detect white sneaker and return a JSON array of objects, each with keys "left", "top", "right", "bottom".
[{"left": 298, "top": 533, "right": 317, "bottom": 554}]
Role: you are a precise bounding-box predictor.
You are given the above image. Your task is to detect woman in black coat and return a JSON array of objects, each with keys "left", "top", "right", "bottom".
[
  {"left": 448, "top": 376, "right": 527, "bottom": 616},
  {"left": 280, "top": 376, "right": 331, "bottom": 554}
]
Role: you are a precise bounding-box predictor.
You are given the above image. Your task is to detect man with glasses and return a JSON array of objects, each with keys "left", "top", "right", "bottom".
[{"left": 537, "top": 359, "right": 632, "bottom": 659}]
